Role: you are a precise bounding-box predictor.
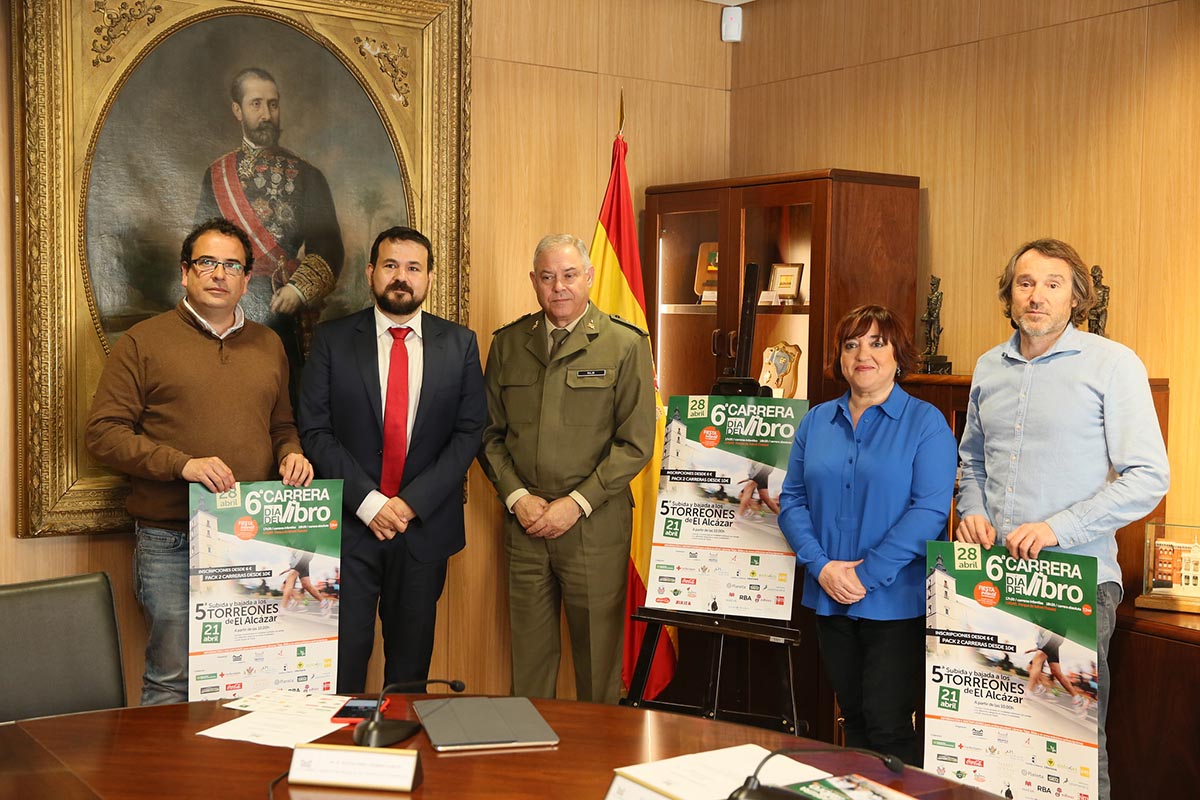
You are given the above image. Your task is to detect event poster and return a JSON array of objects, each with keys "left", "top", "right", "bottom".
[
  {"left": 188, "top": 479, "right": 343, "bottom": 701},
  {"left": 924, "top": 541, "right": 1099, "bottom": 800},
  {"left": 648, "top": 395, "right": 806, "bottom": 620}
]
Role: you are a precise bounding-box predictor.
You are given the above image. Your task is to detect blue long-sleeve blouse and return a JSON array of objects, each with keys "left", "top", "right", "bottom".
[{"left": 778, "top": 385, "right": 957, "bottom": 619}]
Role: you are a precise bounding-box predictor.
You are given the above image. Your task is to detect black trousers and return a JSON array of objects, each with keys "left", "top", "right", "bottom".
[
  {"left": 336, "top": 530, "right": 448, "bottom": 693},
  {"left": 815, "top": 614, "right": 926, "bottom": 767}
]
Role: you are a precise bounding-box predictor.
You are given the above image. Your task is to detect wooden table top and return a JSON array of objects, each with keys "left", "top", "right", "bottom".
[{"left": 7, "top": 697, "right": 996, "bottom": 799}]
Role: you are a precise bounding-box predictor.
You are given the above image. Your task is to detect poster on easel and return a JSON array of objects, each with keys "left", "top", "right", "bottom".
[
  {"left": 924, "top": 541, "right": 1098, "bottom": 800},
  {"left": 648, "top": 395, "right": 806, "bottom": 621},
  {"left": 188, "top": 479, "right": 343, "bottom": 701}
]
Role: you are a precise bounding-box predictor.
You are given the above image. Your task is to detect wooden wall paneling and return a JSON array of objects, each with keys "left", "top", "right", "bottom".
[
  {"left": 977, "top": 0, "right": 1157, "bottom": 42},
  {"left": 599, "top": 0, "right": 728, "bottom": 90},
  {"left": 596, "top": 75, "right": 730, "bottom": 220},
  {"left": 733, "top": 0, "right": 923, "bottom": 90},
  {"left": 970, "top": 10, "right": 1148, "bottom": 364},
  {"left": 827, "top": 0, "right": 925, "bottom": 72},
  {"left": 731, "top": 0, "right": 825, "bottom": 89},
  {"left": 730, "top": 72, "right": 841, "bottom": 176},
  {"left": 914, "top": 44, "right": 978, "bottom": 371},
  {"left": 733, "top": 0, "right": 975, "bottom": 91},
  {"left": 470, "top": 58, "right": 600, "bottom": 345},
  {"left": 472, "top": 0, "right": 599, "bottom": 71},
  {"left": 1137, "top": 0, "right": 1200, "bottom": 521},
  {"left": 918, "top": 0, "right": 981, "bottom": 52}
]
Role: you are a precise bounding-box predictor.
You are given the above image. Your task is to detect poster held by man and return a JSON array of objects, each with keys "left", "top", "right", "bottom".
[
  {"left": 925, "top": 541, "right": 1098, "bottom": 799},
  {"left": 188, "top": 479, "right": 343, "bottom": 700}
]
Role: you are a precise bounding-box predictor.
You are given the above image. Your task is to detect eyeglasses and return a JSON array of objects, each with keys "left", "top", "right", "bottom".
[{"left": 188, "top": 257, "right": 247, "bottom": 276}]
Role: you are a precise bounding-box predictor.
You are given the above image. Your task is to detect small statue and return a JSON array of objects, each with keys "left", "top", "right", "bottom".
[
  {"left": 921, "top": 275, "right": 944, "bottom": 357},
  {"left": 919, "top": 275, "right": 951, "bottom": 374},
  {"left": 1088, "top": 265, "right": 1110, "bottom": 338}
]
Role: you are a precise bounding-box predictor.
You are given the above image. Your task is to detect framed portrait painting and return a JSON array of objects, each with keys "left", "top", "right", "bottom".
[{"left": 13, "top": 0, "right": 470, "bottom": 536}]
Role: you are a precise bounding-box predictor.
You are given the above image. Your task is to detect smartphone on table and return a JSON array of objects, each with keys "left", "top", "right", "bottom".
[{"left": 330, "top": 697, "right": 391, "bottom": 724}]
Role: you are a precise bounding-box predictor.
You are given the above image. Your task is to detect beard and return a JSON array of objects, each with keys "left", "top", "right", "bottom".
[
  {"left": 374, "top": 280, "right": 425, "bottom": 316},
  {"left": 244, "top": 120, "right": 280, "bottom": 148},
  {"left": 1015, "top": 308, "right": 1068, "bottom": 339}
]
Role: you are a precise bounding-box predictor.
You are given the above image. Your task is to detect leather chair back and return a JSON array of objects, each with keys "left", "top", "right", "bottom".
[{"left": 0, "top": 572, "right": 126, "bottom": 721}]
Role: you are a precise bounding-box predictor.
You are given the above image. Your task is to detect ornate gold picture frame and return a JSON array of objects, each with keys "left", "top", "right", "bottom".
[{"left": 13, "top": 0, "right": 470, "bottom": 536}]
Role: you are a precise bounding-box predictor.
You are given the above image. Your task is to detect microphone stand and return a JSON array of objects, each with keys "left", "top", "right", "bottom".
[
  {"left": 727, "top": 745, "right": 905, "bottom": 800},
  {"left": 352, "top": 678, "right": 466, "bottom": 748}
]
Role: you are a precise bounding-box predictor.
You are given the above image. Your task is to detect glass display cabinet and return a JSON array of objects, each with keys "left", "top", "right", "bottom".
[{"left": 641, "top": 169, "right": 920, "bottom": 404}]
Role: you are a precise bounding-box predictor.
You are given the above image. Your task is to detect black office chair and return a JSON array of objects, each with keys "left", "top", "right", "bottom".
[{"left": 0, "top": 572, "right": 126, "bottom": 721}]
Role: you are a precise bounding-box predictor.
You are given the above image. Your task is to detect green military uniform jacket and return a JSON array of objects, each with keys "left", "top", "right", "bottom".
[{"left": 481, "top": 303, "right": 656, "bottom": 512}]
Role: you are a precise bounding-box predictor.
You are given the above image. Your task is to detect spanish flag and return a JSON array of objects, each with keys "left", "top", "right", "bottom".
[{"left": 590, "top": 133, "right": 676, "bottom": 700}]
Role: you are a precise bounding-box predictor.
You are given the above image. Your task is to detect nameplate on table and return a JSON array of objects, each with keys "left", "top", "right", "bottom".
[{"left": 288, "top": 743, "right": 422, "bottom": 791}]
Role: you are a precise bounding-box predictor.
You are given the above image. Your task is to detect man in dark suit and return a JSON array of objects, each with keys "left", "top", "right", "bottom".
[{"left": 299, "top": 226, "right": 486, "bottom": 692}]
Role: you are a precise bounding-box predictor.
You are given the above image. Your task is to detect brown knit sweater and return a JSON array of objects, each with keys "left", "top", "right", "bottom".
[{"left": 86, "top": 301, "right": 303, "bottom": 528}]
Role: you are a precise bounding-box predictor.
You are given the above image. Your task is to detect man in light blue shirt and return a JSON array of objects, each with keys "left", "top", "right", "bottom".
[{"left": 957, "top": 238, "right": 1169, "bottom": 800}]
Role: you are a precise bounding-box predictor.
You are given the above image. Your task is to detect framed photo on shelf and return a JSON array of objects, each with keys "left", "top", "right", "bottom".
[
  {"left": 769, "top": 263, "right": 804, "bottom": 302},
  {"left": 694, "top": 242, "right": 719, "bottom": 303}
]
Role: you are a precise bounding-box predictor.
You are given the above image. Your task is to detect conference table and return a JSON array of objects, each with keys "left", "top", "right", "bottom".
[{"left": 1, "top": 697, "right": 997, "bottom": 799}]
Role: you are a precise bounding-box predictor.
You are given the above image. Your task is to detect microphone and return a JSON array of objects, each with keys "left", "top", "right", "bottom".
[
  {"left": 352, "top": 677, "right": 466, "bottom": 748},
  {"left": 727, "top": 745, "right": 905, "bottom": 800}
]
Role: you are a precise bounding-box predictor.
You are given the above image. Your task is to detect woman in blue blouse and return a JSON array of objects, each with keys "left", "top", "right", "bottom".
[{"left": 779, "top": 305, "right": 956, "bottom": 766}]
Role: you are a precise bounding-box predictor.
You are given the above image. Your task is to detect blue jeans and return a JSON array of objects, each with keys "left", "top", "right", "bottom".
[
  {"left": 1096, "top": 581, "right": 1119, "bottom": 800},
  {"left": 133, "top": 524, "right": 190, "bottom": 705}
]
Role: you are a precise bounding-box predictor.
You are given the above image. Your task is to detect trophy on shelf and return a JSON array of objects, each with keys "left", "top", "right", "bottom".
[
  {"left": 758, "top": 341, "right": 802, "bottom": 398},
  {"left": 694, "top": 242, "right": 719, "bottom": 304},
  {"left": 918, "top": 275, "right": 952, "bottom": 374}
]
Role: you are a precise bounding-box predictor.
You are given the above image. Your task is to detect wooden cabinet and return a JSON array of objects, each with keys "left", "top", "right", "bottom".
[{"left": 641, "top": 169, "right": 920, "bottom": 402}]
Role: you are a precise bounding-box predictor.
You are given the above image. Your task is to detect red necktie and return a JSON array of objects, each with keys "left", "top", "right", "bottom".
[{"left": 380, "top": 326, "right": 411, "bottom": 496}]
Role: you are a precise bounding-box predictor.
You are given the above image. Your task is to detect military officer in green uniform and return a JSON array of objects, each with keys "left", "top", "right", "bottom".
[{"left": 481, "top": 234, "right": 656, "bottom": 704}]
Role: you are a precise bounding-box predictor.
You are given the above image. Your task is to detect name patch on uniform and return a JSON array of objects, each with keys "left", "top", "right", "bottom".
[{"left": 574, "top": 369, "right": 607, "bottom": 378}]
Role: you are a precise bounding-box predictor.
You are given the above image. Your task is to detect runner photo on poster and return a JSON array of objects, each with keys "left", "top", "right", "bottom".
[
  {"left": 188, "top": 479, "right": 342, "bottom": 700},
  {"left": 649, "top": 395, "right": 806, "bottom": 620},
  {"left": 924, "top": 541, "right": 1098, "bottom": 800}
]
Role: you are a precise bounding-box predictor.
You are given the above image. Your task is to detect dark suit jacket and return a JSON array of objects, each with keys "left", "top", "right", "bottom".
[{"left": 298, "top": 307, "right": 486, "bottom": 562}]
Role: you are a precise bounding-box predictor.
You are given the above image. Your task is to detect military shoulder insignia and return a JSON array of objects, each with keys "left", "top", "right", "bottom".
[
  {"left": 610, "top": 314, "right": 649, "bottom": 336},
  {"left": 493, "top": 312, "right": 536, "bottom": 334}
]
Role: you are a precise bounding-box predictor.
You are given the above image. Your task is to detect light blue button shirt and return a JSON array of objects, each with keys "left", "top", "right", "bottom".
[
  {"left": 957, "top": 325, "right": 1169, "bottom": 589},
  {"left": 779, "top": 385, "right": 957, "bottom": 619}
]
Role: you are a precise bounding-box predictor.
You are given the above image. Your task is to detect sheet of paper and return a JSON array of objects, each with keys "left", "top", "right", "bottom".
[
  {"left": 613, "top": 743, "right": 830, "bottom": 800},
  {"left": 223, "top": 689, "right": 350, "bottom": 717},
  {"left": 198, "top": 711, "right": 346, "bottom": 749}
]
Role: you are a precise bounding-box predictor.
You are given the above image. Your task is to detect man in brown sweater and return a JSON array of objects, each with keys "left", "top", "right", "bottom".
[{"left": 86, "top": 218, "right": 313, "bottom": 705}]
